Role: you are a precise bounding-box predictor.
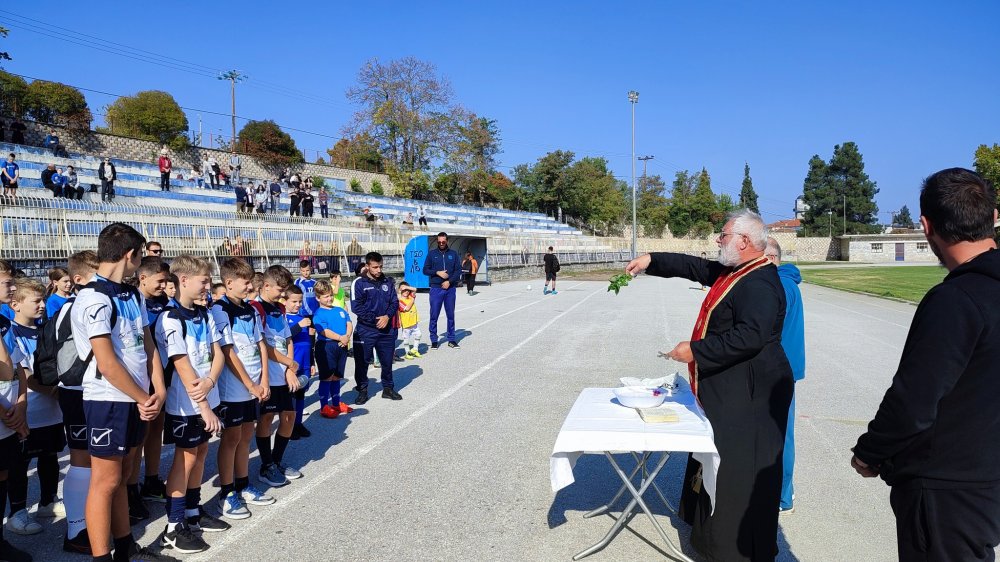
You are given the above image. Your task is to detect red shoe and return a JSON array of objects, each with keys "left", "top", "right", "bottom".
[
  {"left": 320, "top": 405, "right": 339, "bottom": 419},
  {"left": 337, "top": 402, "right": 354, "bottom": 414}
]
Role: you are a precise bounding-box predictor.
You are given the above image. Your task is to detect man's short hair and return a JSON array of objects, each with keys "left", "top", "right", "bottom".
[
  {"left": 263, "top": 265, "right": 293, "bottom": 288},
  {"left": 284, "top": 284, "right": 303, "bottom": 296},
  {"left": 145, "top": 241, "right": 162, "bottom": 251},
  {"left": 436, "top": 232, "right": 448, "bottom": 239},
  {"left": 920, "top": 168, "right": 997, "bottom": 243},
  {"left": 220, "top": 258, "right": 255, "bottom": 282},
  {"left": 299, "top": 260, "right": 311, "bottom": 268},
  {"left": 765, "top": 237, "right": 782, "bottom": 260},
  {"left": 365, "top": 251, "right": 383, "bottom": 265},
  {"left": 68, "top": 250, "right": 99, "bottom": 280},
  {"left": 548, "top": 246, "right": 553, "bottom": 251},
  {"left": 97, "top": 223, "right": 146, "bottom": 263},
  {"left": 170, "top": 255, "right": 214, "bottom": 277},
  {"left": 12, "top": 278, "right": 45, "bottom": 302},
  {"left": 136, "top": 256, "right": 169, "bottom": 277}
]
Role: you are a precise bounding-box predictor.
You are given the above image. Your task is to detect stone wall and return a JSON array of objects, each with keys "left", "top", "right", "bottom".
[
  {"left": 20, "top": 120, "right": 394, "bottom": 193},
  {"left": 630, "top": 233, "right": 840, "bottom": 261}
]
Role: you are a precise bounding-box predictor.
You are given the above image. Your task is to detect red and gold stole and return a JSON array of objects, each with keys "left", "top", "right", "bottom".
[{"left": 687, "top": 255, "right": 771, "bottom": 396}]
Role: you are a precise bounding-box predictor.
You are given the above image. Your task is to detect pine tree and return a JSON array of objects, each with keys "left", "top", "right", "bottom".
[
  {"left": 667, "top": 171, "right": 696, "bottom": 237},
  {"left": 893, "top": 205, "right": 914, "bottom": 228},
  {"left": 739, "top": 162, "right": 760, "bottom": 213},
  {"left": 690, "top": 168, "right": 718, "bottom": 237},
  {"left": 800, "top": 143, "right": 880, "bottom": 236}
]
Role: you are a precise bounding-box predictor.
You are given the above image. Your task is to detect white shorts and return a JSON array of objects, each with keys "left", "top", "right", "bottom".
[{"left": 402, "top": 325, "right": 421, "bottom": 343}]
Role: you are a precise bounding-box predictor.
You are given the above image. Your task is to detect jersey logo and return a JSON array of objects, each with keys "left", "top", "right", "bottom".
[
  {"left": 217, "top": 405, "right": 228, "bottom": 420},
  {"left": 90, "top": 427, "right": 113, "bottom": 447},
  {"left": 165, "top": 329, "right": 178, "bottom": 342},
  {"left": 87, "top": 304, "right": 110, "bottom": 324},
  {"left": 172, "top": 419, "right": 188, "bottom": 437},
  {"left": 382, "top": 285, "right": 389, "bottom": 292}
]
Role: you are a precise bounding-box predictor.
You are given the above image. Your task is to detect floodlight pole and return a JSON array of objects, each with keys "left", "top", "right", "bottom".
[
  {"left": 628, "top": 90, "right": 639, "bottom": 258},
  {"left": 219, "top": 70, "right": 247, "bottom": 149}
]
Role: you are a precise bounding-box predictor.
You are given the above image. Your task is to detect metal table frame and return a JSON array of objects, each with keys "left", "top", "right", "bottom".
[{"left": 573, "top": 451, "right": 694, "bottom": 562}]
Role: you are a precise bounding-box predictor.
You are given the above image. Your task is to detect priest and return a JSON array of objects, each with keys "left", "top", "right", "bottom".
[{"left": 626, "top": 209, "right": 794, "bottom": 561}]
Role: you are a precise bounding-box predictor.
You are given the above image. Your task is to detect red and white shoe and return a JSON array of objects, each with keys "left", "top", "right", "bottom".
[
  {"left": 337, "top": 402, "right": 354, "bottom": 414},
  {"left": 320, "top": 405, "right": 339, "bottom": 419}
]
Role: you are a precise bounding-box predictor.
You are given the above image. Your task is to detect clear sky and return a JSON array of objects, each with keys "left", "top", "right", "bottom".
[{"left": 4, "top": 1, "right": 998, "bottom": 222}]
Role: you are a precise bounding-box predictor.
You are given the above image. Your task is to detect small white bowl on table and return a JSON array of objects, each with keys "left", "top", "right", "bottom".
[{"left": 612, "top": 386, "right": 667, "bottom": 409}]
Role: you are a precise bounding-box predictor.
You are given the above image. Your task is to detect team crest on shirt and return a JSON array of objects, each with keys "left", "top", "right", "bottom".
[{"left": 382, "top": 285, "right": 389, "bottom": 292}]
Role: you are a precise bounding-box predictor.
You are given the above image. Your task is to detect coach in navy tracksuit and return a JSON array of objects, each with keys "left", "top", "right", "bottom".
[
  {"left": 351, "top": 251, "right": 402, "bottom": 404},
  {"left": 422, "top": 232, "right": 463, "bottom": 349}
]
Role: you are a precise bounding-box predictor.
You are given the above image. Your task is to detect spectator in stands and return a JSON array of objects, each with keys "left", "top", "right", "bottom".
[
  {"left": 246, "top": 181, "right": 257, "bottom": 214},
  {"left": 299, "top": 241, "right": 314, "bottom": 268},
  {"left": 403, "top": 212, "right": 414, "bottom": 227},
  {"left": 201, "top": 156, "right": 213, "bottom": 189},
  {"left": 1, "top": 153, "right": 18, "bottom": 198},
  {"left": 98, "top": 157, "right": 116, "bottom": 202},
  {"left": 418, "top": 204, "right": 428, "bottom": 230},
  {"left": 318, "top": 186, "right": 329, "bottom": 218},
  {"left": 301, "top": 185, "right": 314, "bottom": 218},
  {"left": 157, "top": 149, "right": 172, "bottom": 191},
  {"left": 9, "top": 120, "right": 25, "bottom": 145},
  {"left": 192, "top": 166, "right": 203, "bottom": 188},
  {"left": 51, "top": 167, "right": 66, "bottom": 198},
  {"left": 41, "top": 163, "right": 57, "bottom": 195},
  {"left": 256, "top": 183, "right": 267, "bottom": 213},
  {"left": 229, "top": 152, "right": 241, "bottom": 184},
  {"left": 209, "top": 157, "right": 221, "bottom": 188},
  {"left": 269, "top": 178, "right": 282, "bottom": 213},
  {"left": 145, "top": 241, "right": 163, "bottom": 257},
  {"left": 43, "top": 130, "right": 65, "bottom": 156},
  {"left": 289, "top": 182, "right": 303, "bottom": 217},
  {"left": 233, "top": 234, "right": 248, "bottom": 257},
  {"left": 219, "top": 236, "right": 233, "bottom": 256},
  {"left": 290, "top": 172, "right": 302, "bottom": 191},
  {"left": 64, "top": 165, "right": 84, "bottom": 200},
  {"left": 235, "top": 181, "right": 248, "bottom": 214}
]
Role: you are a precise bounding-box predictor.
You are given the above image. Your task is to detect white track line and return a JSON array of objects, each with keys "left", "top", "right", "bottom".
[{"left": 199, "top": 285, "right": 602, "bottom": 559}]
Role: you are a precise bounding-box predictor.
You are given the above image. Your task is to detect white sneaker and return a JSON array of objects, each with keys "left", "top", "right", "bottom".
[
  {"left": 218, "top": 492, "right": 251, "bottom": 520},
  {"left": 5, "top": 509, "right": 42, "bottom": 535},
  {"left": 278, "top": 463, "right": 302, "bottom": 480},
  {"left": 36, "top": 499, "right": 66, "bottom": 518}
]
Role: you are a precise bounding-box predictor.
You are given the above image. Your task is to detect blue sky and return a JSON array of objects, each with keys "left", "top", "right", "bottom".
[{"left": 4, "top": 1, "right": 998, "bottom": 222}]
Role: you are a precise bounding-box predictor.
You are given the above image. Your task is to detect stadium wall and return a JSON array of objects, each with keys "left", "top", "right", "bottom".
[
  {"left": 633, "top": 233, "right": 840, "bottom": 261},
  {"left": 19, "top": 120, "right": 394, "bottom": 194}
]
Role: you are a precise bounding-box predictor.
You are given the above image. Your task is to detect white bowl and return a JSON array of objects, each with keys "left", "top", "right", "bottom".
[{"left": 613, "top": 386, "right": 667, "bottom": 409}]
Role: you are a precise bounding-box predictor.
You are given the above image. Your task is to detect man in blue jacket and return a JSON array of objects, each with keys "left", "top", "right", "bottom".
[
  {"left": 422, "top": 232, "right": 463, "bottom": 349},
  {"left": 766, "top": 236, "right": 805, "bottom": 514},
  {"left": 351, "top": 251, "right": 402, "bottom": 403}
]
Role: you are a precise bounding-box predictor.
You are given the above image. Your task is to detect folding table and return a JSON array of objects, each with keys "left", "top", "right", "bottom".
[{"left": 550, "top": 381, "right": 719, "bottom": 561}]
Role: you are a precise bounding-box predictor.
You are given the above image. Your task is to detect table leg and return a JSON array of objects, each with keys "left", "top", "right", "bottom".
[
  {"left": 583, "top": 452, "right": 649, "bottom": 519},
  {"left": 631, "top": 451, "right": 677, "bottom": 515},
  {"left": 607, "top": 453, "right": 694, "bottom": 562}
]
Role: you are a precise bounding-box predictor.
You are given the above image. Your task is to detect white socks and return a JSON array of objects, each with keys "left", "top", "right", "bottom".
[{"left": 64, "top": 465, "right": 90, "bottom": 539}]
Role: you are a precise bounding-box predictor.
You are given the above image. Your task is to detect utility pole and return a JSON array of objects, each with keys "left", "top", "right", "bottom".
[
  {"left": 843, "top": 193, "right": 847, "bottom": 236},
  {"left": 628, "top": 91, "right": 639, "bottom": 258},
  {"left": 218, "top": 70, "right": 246, "bottom": 149},
  {"left": 638, "top": 155, "right": 654, "bottom": 180}
]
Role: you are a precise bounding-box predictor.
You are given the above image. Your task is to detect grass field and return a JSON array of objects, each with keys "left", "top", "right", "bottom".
[{"left": 800, "top": 265, "right": 947, "bottom": 303}]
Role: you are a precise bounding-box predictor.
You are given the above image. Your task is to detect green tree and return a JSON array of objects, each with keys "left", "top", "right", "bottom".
[
  {"left": 102, "top": 90, "right": 188, "bottom": 148},
  {"left": 739, "top": 162, "right": 759, "bottom": 213},
  {"left": 637, "top": 174, "right": 670, "bottom": 237},
  {"left": 237, "top": 120, "right": 303, "bottom": 169},
  {"left": 893, "top": 205, "right": 914, "bottom": 228},
  {"left": 716, "top": 193, "right": 737, "bottom": 231},
  {"left": 445, "top": 113, "right": 503, "bottom": 205},
  {"left": 327, "top": 133, "right": 383, "bottom": 172},
  {"left": 800, "top": 143, "right": 880, "bottom": 235},
  {"left": 370, "top": 179, "right": 384, "bottom": 196},
  {"left": 561, "top": 156, "right": 627, "bottom": 227},
  {"left": 512, "top": 150, "right": 575, "bottom": 217},
  {"left": 689, "top": 168, "right": 720, "bottom": 236},
  {"left": 973, "top": 144, "right": 1000, "bottom": 210},
  {"left": 349, "top": 178, "right": 363, "bottom": 192},
  {"left": 0, "top": 26, "right": 11, "bottom": 68},
  {"left": 0, "top": 70, "right": 28, "bottom": 116},
  {"left": 667, "top": 170, "right": 696, "bottom": 237},
  {"left": 25, "top": 80, "right": 92, "bottom": 129}
]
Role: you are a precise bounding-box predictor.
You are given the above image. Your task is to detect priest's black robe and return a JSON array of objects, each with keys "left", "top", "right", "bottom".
[{"left": 647, "top": 252, "right": 794, "bottom": 562}]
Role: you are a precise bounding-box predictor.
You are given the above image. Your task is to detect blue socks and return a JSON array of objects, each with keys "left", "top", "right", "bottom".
[
  {"left": 295, "top": 398, "right": 304, "bottom": 426},
  {"left": 167, "top": 495, "right": 185, "bottom": 524},
  {"left": 318, "top": 381, "right": 332, "bottom": 408},
  {"left": 331, "top": 379, "right": 341, "bottom": 408},
  {"left": 185, "top": 487, "right": 201, "bottom": 518}
]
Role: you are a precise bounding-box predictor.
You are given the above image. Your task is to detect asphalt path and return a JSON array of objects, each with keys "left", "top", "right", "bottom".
[{"left": 11, "top": 275, "right": 971, "bottom": 561}]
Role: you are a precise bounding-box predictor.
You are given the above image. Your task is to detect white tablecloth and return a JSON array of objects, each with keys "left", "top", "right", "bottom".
[{"left": 550, "top": 380, "right": 720, "bottom": 512}]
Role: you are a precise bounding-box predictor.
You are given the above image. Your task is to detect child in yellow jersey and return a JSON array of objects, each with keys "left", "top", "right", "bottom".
[{"left": 397, "top": 283, "right": 421, "bottom": 359}]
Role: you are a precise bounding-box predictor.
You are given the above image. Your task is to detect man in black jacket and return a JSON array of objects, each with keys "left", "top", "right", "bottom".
[
  {"left": 40, "top": 163, "right": 57, "bottom": 194},
  {"left": 98, "top": 157, "right": 116, "bottom": 203},
  {"left": 852, "top": 168, "right": 1000, "bottom": 561}
]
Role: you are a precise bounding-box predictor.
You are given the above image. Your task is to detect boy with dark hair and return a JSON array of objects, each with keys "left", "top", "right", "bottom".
[
  {"left": 283, "top": 285, "right": 312, "bottom": 438},
  {"left": 214, "top": 259, "right": 273, "bottom": 520},
  {"left": 156, "top": 256, "right": 229, "bottom": 553},
  {"left": 70, "top": 222, "right": 174, "bottom": 561},
  {"left": 164, "top": 274, "right": 178, "bottom": 306},
  {"left": 351, "top": 252, "right": 401, "bottom": 403},
  {"left": 211, "top": 283, "right": 226, "bottom": 303},
  {"left": 2, "top": 153, "right": 19, "bottom": 199},
  {"left": 294, "top": 260, "right": 318, "bottom": 317},
  {"left": 57, "top": 251, "right": 99, "bottom": 554},
  {"left": 5, "top": 278, "right": 64, "bottom": 537},
  {"left": 253, "top": 266, "right": 302, "bottom": 487}
]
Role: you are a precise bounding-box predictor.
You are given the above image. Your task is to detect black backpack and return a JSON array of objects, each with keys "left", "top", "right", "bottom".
[
  {"left": 157, "top": 305, "right": 209, "bottom": 387},
  {"left": 33, "top": 281, "right": 125, "bottom": 387}
]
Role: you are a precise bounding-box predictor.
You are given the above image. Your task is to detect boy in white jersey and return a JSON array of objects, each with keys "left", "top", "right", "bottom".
[
  {"left": 70, "top": 223, "right": 171, "bottom": 562},
  {"left": 55, "top": 250, "right": 99, "bottom": 555},
  {"left": 213, "top": 258, "right": 274, "bottom": 520},
  {"left": 155, "top": 256, "right": 229, "bottom": 553},
  {"left": 0, "top": 329, "right": 29, "bottom": 562}
]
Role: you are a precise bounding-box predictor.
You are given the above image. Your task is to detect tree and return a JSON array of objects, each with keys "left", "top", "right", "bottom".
[
  {"left": 0, "top": 71, "right": 28, "bottom": 117},
  {"left": 973, "top": 144, "right": 1000, "bottom": 210},
  {"left": 25, "top": 80, "right": 92, "bottom": 129},
  {"left": 327, "top": 133, "right": 383, "bottom": 172},
  {"left": 444, "top": 113, "right": 503, "bottom": 205},
  {"left": 561, "top": 156, "right": 628, "bottom": 228},
  {"left": 102, "top": 90, "right": 188, "bottom": 149},
  {"left": 739, "top": 162, "right": 759, "bottom": 213},
  {"left": 893, "top": 205, "right": 914, "bottom": 228},
  {"left": 636, "top": 174, "right": 670, "bottom": 237},
  {"left": 345, "top": 57, "right": 457, "bottom": 174},
  {"left": 0, "top": 26, "right": 11, "bottom": 68},
  {"left": 237, "top": 120, "right": 303, "bottom": 169},
  {"left": 800, "top": 143, "right": 880, "bottom": 235},
  {"left": 690, "top": 168, "right": 720, "bottom": 236},
  {"left": 513, "top": 150, "right": 575, "bottom": 217},
  {"left": 667, "top": 170, "right": 697, "bottom": 237}
]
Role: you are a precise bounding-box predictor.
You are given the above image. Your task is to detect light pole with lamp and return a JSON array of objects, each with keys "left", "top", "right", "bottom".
[
  {"left": 628, "top": 90, "right": 639, "bottom": 258},
  {"left": 827, "top": 210, "right": 833, "bottom": 238}
]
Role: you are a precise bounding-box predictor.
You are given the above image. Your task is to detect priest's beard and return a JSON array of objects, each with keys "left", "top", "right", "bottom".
[{"left": 718, "top": 238, "right": 742, "bottom": 267}]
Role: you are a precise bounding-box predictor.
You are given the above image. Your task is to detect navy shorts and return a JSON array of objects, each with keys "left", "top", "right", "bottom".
[
  {"left": 20, "top": 424, "right": 66, "bottom": 458},
  {"left": 58, "top": 387, "right": 88, "bottom": 450},
  {"left": 217, "top": 399, "right": 258, "bottom": 429},
  {"left": 163, "top": 413, "right": 212, "bottom": 448},
  {"left": 260, "top": 385, "right": 293, "bottom": 414},
  {"left": 546, "top": 271, "right": 557, "bottom": 282},
  {"left": 83, "top": 400, "right": 147, "bottom": 457},
  {"left": 315, "top": 340, "right": 348, "bottom": 380},
  {"left": 0, "top": 434, "right": 18, "bottom": 471}
]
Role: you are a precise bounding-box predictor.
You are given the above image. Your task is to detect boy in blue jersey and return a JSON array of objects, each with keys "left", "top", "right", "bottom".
[
  {"left": 70, "top": 222, "right": 172, "bottom": 562},
  {"left": 129, "top": 257, "right": 171, "bottom": 520},
  {"left": 312, "top": 279, "right": 353, "bottom": 419},
  {"left": 1, "top": 154, "right": 18, "bottom": 198},
  {"left": 156, "top": 255, "right": 229, "bottom": 554},
  {"left": 6, "top": 279, "right": 65, "bottom": 537},
  {"left": 283, "top": 285, "right": 313, "bottom": 439},
  {"left": 213, "top": 258, "right": 274, "bottom": 520},
  {"left": 251, "top": 266, "right": 302, "bottom": 487},
  {"left": 56, "top": 250, "right": 99, "bottom": 555},
  {"left": 294, "top": 260, "right": 318, "bottom": 317}
]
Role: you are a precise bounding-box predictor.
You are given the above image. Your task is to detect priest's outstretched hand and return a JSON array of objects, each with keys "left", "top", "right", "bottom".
[
  {"left": 625, "top": 254, "right": 651, "bottom": 276},
  {"left": 666, "top": 341, "right": 693, "bottom": 363}
]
